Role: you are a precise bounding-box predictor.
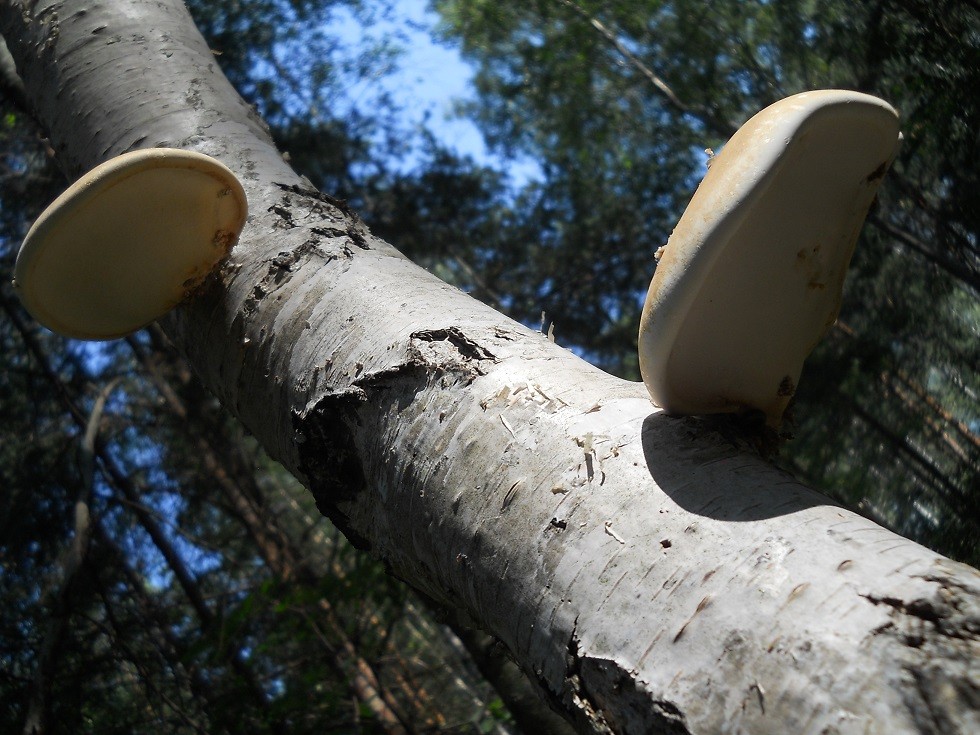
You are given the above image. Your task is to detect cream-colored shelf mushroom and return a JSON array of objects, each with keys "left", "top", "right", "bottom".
[
  {"left": 13, "top": 148, "right": 247, "bottom": 340},
  {"left": 638, "top": 90, "right": 901, "bottom": 426}
]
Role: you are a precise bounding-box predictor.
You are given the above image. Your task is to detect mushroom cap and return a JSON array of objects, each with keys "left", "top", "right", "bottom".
[
  {"left": 638, "top": 90, "right": 901, "bottom": 425},
  {"left": 13, "top": 148, "right": 247, "bottom": 340}
]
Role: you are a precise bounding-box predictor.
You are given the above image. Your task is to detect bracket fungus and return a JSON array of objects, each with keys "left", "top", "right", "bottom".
[
  {"left": 638, "top": 90, "right": 901, "bottom": 426},
  {"left": 13, "top": 148, "right": 247, "bottom": 340}
]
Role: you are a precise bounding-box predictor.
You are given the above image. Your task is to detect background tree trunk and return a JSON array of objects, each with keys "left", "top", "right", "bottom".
[{"left": 1, "top": 1, "right": 977, "bottom": 733}]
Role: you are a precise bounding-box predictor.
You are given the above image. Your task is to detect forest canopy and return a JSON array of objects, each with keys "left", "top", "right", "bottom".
[{"left": 1, "top": 0, "right": 977, "bottom": 732}]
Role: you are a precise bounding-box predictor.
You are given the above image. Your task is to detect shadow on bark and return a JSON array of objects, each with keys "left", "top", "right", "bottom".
[{"left": 641, "top": 412, "right": 833, "bottom": 521}]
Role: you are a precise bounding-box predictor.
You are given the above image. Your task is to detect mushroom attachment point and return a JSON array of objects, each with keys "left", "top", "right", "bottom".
[
  {"left": 13, "top": 148, "right": 248, "bottom": 340},
  {"left": 638, "top": 90, "right": 901, "bottom": 426}
]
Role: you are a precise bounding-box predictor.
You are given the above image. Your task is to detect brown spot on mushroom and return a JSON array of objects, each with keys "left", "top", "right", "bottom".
[
  {"left": 865, "top": 160, "right": 889, "bottom": 182},
  {"left": 213, "top": 229, "right": 238, "bottom": 249}
]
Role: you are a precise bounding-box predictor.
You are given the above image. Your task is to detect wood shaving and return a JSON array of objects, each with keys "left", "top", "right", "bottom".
[{"left": 604, "top": 521, "right": 626, "bottom": 544}]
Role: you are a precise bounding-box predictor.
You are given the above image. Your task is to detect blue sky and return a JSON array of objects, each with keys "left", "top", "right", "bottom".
[
  {"left": 331, "top": 0, "right": 541, "bottom": 186},
  {"left": 379, "top": 1, "right": 489, "bottom": 160}
]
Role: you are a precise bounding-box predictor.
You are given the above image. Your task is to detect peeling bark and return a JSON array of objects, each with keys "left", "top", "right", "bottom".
[{"left": 1, "top": 1, "right": 978, "bottom": 733}]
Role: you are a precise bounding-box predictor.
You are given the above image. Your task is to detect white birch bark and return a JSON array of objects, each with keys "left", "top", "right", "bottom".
[{"left": 2, "top": 1, "right": 977, "bottom": 733}]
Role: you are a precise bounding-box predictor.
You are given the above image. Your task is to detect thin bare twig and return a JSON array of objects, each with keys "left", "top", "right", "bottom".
[
  {"left": 22, "top": 378, "right": 119, "bottom": 735},
  {"left": 555, "top": 0, "right": 735, "bottom": 137}
]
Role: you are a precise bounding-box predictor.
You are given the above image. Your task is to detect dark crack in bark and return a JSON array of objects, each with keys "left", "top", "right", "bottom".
[
  {"left": 863, "top": 584, "right": 979, "bottom": 643},
  {"left": 291, "top": 353, "right": 454, "bottom": 553},
  {"left": 863, "top": 575, "right": 980, "bottom": 735},
  {"left": 292, "top": 389, "right": 373, "bottom": 551},
  {"left": 557, "top": 618, "right": 691, "bottom": 735},
  {"left": 411, "top": 327, "right": 496, "bottom": 363},
  {"left": 240, "top": 235, "right": 344, "bottom": 321},
  {"left": 272, "top": 181, "right": 371, "bottom": 248},
  {"left": 579, "top": 657, "right": 691, "bottom": 735}
]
